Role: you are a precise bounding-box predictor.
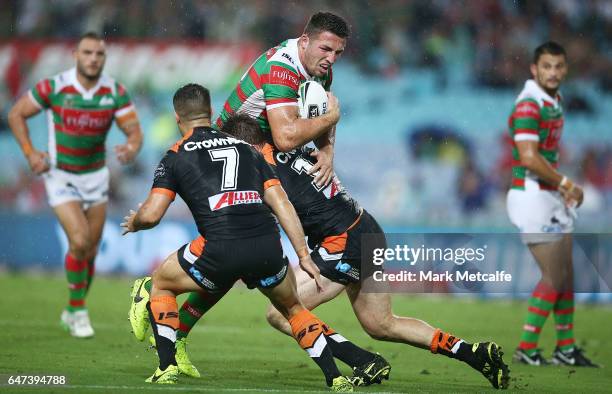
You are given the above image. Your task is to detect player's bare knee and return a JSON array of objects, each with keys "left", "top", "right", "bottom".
[
  {"left": 363, "top": 315, "right": 394, "bottom": 341},
  {"left": 69, "top": 232, "right": 92, "bottom": 259},
  {"left": 265, "top": 305, "right": 284, "bottom": 327}
]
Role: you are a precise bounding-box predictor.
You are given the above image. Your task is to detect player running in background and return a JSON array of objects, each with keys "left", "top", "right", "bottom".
[
  {"left": 173, "top": 114, "right": 511, "bottom": 390},
  {"left": 124, "top": 84, "right": 377, "bottom": 391},
  {"left": 8, "top": 32, "right": 142, "bottom": 338},
  {"left": 507, "top": 42, "right": 597, "bottom": 367}
]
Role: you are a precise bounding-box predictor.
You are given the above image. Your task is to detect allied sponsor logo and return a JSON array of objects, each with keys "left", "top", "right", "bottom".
[{"left": 208, "top": 190, "right": 262, "bottom": 211}]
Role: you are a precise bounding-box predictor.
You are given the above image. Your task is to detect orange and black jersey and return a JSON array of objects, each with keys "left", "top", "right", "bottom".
[
  {"left": 152, "top": 126, "right": 280, "bottom": 240},
  {"left": 263, "top": 144, "right": 361, "bottom": 245}
]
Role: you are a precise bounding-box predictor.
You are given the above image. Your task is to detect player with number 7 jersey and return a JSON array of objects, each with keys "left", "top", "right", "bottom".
[{"left": 151, "top": 127, "right": 280, "bottom": 240}]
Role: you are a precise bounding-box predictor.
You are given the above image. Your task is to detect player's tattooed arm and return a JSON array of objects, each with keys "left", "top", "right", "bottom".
[
  {"left": 8, "top": 94, "right": 49, "bottom": 175},
  {"left": 263, "top": 184, "right": 323, "bottom": 291},
  {"left": 121, "top": 192, "right": 173, "bottom": 234},
  {"left": 115, "top": 114, "right": 143, "bottom": 164},
  {"left": 516, "top": 140, "right": 583, "bottom": 207}
]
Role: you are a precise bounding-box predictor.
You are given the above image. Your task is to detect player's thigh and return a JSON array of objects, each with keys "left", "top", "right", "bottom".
[
  {"left": 259, "top": 264, "right": 303, "bottom": 319},
  {"left": 85, "top": 202, "right": 107, "bottom": 249},
  {"left": 346, "top": 281, "right": 392, "bottom": 329},
  {"left": 293, "top": 265, "right": 345, "bottom": 310},
  {"left": 507, "top": 181, "right": 573, "bottom": 244},
  {"left": 153, "top": 251, "right": 203, "bottom": 294},
  {"left": 53, "top": 201, "right": 90, "bottom": 247}
]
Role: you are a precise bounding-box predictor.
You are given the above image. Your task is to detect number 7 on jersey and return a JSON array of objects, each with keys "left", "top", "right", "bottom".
[{"left": 209, "top": 147, "right": 240, "bottom": 191}]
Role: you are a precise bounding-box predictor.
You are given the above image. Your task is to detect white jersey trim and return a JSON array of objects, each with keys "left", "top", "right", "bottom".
[
  {"left": 266, "top": 102, "right": 298, "bottom": 111},
  {"left": 27, "top": 90, "right": 43, "bottom": 110},
  {"left": 514, "top": 134, "right": 540, "bottom": 142}
]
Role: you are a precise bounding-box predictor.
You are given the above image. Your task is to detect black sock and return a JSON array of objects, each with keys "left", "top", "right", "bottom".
[
  {"left": 147, "top": 302, "right": 177, "bottom": 370},
  {"left": 324, "top": 332, "right": 375, "bottom": 367}
]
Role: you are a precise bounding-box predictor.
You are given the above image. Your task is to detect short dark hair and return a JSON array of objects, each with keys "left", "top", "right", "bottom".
[
  {"left": 304, "top": 12, "right": 350, "bottom": 39},
  {"left": 533, "top": 41, "right": 566, "bottom": 64},
  {"left": 78, "top": 31, "right": 103, "bottom": 44},
  {"left": 173, "top": 84, "right": 211, "bottom": 120},
  {"left": 221, "top": 114, "right": 263, "bottom": 145}
]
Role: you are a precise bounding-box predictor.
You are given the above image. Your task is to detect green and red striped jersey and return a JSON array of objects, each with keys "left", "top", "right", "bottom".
[
  {"left": 29, "top": 68, "right": 136, "bottom": 173},
  {"left": 215, "top": 39, "right": 332, "bottom": 140},
  {"left": 508, "top": 79, "right": 564, "bottom": 190}
]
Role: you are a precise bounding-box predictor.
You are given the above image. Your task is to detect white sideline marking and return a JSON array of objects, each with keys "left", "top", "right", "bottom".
[
  {"left": 0, "top": 320, "right": 272, "bottom": 335},
  {"left": 0, "top": 384, "right": 397, "bottom": 393}
]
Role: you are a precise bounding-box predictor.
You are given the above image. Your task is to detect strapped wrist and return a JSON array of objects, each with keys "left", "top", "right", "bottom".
[
  {"left": 21, "top": 142, "right": 34, "bottom": 157},
  {"left": 558, "top": 176, "right": 574, "bottom": 192}
]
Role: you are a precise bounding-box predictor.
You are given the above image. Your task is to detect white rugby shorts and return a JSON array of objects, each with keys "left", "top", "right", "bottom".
[
  {"left": 43, "top": 167, "right": 109, "bottom": 210},
  {"left": 506, "top": 177, "right": 575, "bottom": 244}
]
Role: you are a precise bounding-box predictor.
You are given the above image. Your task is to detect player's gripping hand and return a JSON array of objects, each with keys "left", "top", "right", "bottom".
[
  {"left": 308, "top": 147, "right": 334, "bottom": 188},
  {"left": 558, "top": 176, "right": 584, "bottom": 208},
  {"left": 26, "top": 150, "right": 50, "bottom": 175},
  {"left": 299, "top": 255, "right": 324, "bottom": 292},
  {"left": 114, "top": 143, "right": 138, "bottom": 164},
  {"left": 120, "top": 209, "right": 137, "bottom": 235},
  {"left": 326, "top": 92, "right": 341, "bottom": 125}
]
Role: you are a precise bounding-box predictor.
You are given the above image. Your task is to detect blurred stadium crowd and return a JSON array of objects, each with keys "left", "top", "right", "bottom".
[{"left": 0, "top": 0, "right": 611, "bottom": 230}]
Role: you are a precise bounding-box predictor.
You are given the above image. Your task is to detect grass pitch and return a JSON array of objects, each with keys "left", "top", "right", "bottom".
[{"left": 0, "top": 273, "right": 610, "bottom": 393}]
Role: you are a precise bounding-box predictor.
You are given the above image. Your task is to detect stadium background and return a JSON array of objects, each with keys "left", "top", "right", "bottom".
[
  {"left": 0, "top": 2, "right": 611, "bottom": 289},
  {"left": 0, "top": 2, "right": 611, "bottom": 393}
]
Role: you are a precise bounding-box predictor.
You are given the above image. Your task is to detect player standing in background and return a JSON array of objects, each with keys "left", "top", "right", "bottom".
[
  {"left": 507, "top": 41, "right": 597, "bottom": 367},
  {"left": 124, "top": 84, "right": 366, "bottom": 392},
  {"left": 7, "top": 32, "right": 143, "bottom": 338}
]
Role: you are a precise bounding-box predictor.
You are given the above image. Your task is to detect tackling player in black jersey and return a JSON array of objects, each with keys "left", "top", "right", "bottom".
[
  {"left": 176, "top": 113, "right": 511, "bottom": 390},
  {"left": 122, "top": 84, "right": 371, "bottom": 392}
]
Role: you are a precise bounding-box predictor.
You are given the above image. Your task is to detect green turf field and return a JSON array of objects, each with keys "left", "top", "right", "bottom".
[{"left": 0, "top": 273, "right": 610, "bottom": 393}]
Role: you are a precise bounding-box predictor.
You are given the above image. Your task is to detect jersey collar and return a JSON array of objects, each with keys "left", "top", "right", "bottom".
[
  {"left": 287, "top": 38, "right": 310, "bottom": 80},
  {"left": 523, "top": 79, "right": 562, "bottom": 107},
  {"left": 69, "top": 67, "right": 104, "bottom": 100}
]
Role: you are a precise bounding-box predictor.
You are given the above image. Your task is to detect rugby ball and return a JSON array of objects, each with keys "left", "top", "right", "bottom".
[{"left": 298, "top": 81, "right": 328, "bottom": 119}]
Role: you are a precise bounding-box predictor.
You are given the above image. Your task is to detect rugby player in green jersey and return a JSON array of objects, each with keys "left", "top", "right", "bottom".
[
  {"left": 507, "top": 42, "right": 597, "bottom": 367},
  {"left": 215, "top": 12, "right": 347, "bottom": 188},
  {"left": 8, "top": 32, "right": 143, "bottom": 338}
]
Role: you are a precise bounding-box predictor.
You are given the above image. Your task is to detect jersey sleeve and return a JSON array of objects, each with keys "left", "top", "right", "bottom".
[
  {"left": 510, "top": 99, "right": 541, "bottom": 142},
  {"left": 256, "top": 150, "right": 280, "bottom": 190},
  {"left": 151, "top": 153, "right": 178, "bottom": 201},
  {"left": 29, "top": 78, "right": 54, "bottom": 109},
  {"left": 114, "top": 82, "right": 138, "bottom": 124},
  {"left": 261, "top": 61, "right": 300, "bottom": 111}
]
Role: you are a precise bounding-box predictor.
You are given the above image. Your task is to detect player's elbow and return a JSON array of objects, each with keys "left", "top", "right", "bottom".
[
  {"left": 273, "top": 137, "right": 297, "bottom": 152},
  {"left": 7, "top": 106, "right": 23, "bottom": 126},
  {"left": 519, "top": 154, "right": 536, "bottom": 169},
  {"left": 137, "top": 210, "right": 162, "bottom": 228}
]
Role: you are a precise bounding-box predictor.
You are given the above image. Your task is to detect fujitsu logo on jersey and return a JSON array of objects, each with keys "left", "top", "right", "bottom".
[
  {"left": 64, "top": 111, "right": 113, "bottom": 132},
  {"left": 184, "top": 137, "right": 248, "bottom": 151},
  {"left": 270, "top": 65, "right": 299, "bottom": 87},
  {"left": 208, "top": 190, "right": 262, "bottom": 211}
]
